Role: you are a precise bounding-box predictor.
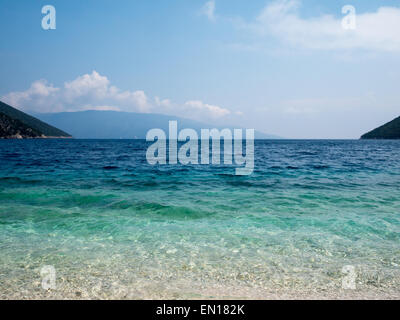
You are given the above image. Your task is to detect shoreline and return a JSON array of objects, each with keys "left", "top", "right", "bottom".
[
  {"left": 0, "top": 135, "right": 72, "bottom": 139},
  {"left": 2, "top": 283, "right": 399, "bottom": 300}
]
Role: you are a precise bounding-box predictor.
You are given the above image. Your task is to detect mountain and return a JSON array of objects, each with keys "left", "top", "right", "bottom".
[
  {"left": 0, "top": 101, "right": 71, "bottom": 139},
  {"left": 361, "top": 116, "right": 400, "bottom": 139},
  {"left": 35, "top": 110, "right": 281, "bottom": 139},
  {"left": 0, "top": 112, "right": 43, "bottom": 138}
]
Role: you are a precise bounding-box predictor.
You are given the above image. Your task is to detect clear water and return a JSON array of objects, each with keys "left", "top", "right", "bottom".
[{"left": 0, "top": 139, "right": 399, "bottom": 299}]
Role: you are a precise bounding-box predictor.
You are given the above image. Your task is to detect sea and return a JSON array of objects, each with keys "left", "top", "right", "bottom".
[{"left": 0, "top": 139, "right": 399, "bottom": 299}]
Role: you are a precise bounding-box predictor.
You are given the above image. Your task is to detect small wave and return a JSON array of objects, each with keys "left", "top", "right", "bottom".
[
  {"left": 3, "top": 153, "right": 21, "bottom": 158},
  {"left": 312, "top": 165, "right": 330, "bottom": 170},
  {"left": 0, "top": 176, "right": 44, "bottom": 185},
  {"left": 297, "top": 151, "right": 318, "bottom": 156},
  {"left": 225, "top": 180, "right": 254, "bottom": 187},
  {"left": 0, "top": 176, "right": 22, "bottom": 182},
  {"left": 133, "top": 201, "right": 215, "bottom": 220}
]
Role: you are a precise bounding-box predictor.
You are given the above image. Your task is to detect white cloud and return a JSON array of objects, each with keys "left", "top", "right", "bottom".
[
  {"left": 4, "top": 80, "right": 60, "bottom": 112},
  {"left": 184, "top": 100, "right": 230, "bottom": 119},
  {"left": 238, "top": 0, "right": 400, "bottom": 52},
  {"left": 154, "top": 96, "right": 172, "bottom": 108},
  {"left": 64, "top": 71, "right": 110, "bottom": 101},
  {"left": 79, "top": 105, "right": 121, "bottom": 111},
  {"left": 1, "top": 71, "right": 232, "bottom": 122},
  {"left": 202, "top": 0, "right": 216, "bottom": 21},
  {"left": 153, "top": 97, "right": 231, "bottom": 120}
]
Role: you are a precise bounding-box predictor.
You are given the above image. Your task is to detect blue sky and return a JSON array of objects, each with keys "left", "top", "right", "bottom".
[{"left": 1, "top": 0, "right": 399, "bottom": 138}]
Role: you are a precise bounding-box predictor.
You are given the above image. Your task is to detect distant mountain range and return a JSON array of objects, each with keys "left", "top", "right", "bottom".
[
  {"left": 8, "top": 98, "right": 400, "bottom": 140},
  {"left": 35, "top": 110, "right": 280, "bottom": 139},
  {"left": 361, "top": 116, "right": 400, "bottom": 139},
  {"left": 0, "top": 101, "right": 71, "bottom": 139}
]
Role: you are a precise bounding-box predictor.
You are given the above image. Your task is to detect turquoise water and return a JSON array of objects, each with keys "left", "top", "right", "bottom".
[{"left": 0, "top": 139, "right": 399, "bottom": 299}]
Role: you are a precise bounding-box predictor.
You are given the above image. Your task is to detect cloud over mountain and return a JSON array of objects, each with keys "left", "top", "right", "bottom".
[{"left": 1, "top": 71, "right": 232, "bottom": 122}]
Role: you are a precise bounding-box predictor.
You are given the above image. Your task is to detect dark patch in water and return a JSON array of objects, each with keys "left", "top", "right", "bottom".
[{"left": 312, "top": 165, "right": 330, "bottom": 170}]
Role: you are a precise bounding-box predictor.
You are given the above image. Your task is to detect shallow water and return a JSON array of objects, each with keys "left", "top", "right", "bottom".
[{"left": 0, "top": 139, "right": 399, "bottom": 299}]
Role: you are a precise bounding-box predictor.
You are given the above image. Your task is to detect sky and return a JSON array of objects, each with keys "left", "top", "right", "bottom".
[{"left": 0, "top": 0, "right": 399, "bottom": 138}]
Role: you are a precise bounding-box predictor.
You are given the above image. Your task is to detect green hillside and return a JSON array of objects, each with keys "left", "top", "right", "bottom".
[
  {"left": 361, "top": 116, "right": 400, "bottom": 139},
  {"left": 0, "top": 112, "right": 43, "bottom": 138},
  {"left": 0, "top": 101, "right": 71, "bottom": 138}
]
